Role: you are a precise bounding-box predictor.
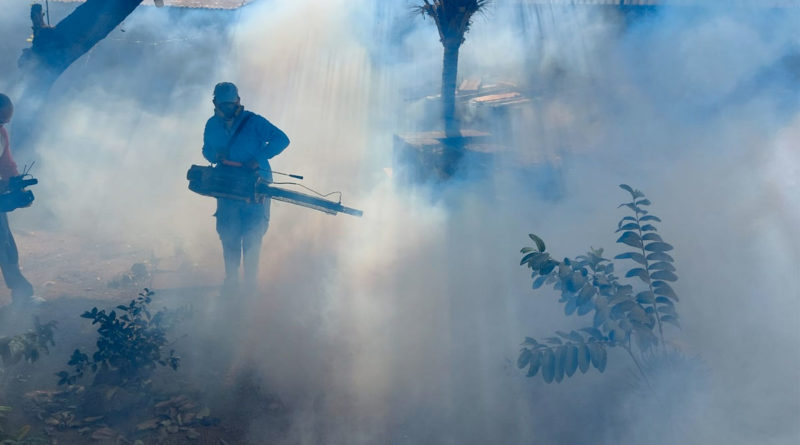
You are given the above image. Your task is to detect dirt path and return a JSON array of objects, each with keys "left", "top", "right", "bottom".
[{"left": 6, "top": 229, "right": 222, "bottom": 306}]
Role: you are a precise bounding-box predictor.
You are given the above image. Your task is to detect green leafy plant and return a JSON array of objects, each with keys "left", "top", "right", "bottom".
[
  {"left": 0, "top": 318, "right": 56, "bottom": 368},
  {"left": 56, "top": 289, "right": 179, "bottom": 388},
  {"left": 517, "top": 185, "right": 680, "bottom": 383}
]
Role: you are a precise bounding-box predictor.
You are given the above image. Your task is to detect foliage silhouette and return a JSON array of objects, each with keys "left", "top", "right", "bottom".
[
  {"left": 56, "top": 289, "right": 179, "bottom": 389},
  {"left": 518, "top": 185, "right": 680, "bottom": 383},
  {"left": 0, "top": 318, "right": 56, "bottom": 368}
]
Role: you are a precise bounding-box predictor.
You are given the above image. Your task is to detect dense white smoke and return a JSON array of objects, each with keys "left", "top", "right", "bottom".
[{"left": 1, "top": 0, "right": 798, "bottom": 443}]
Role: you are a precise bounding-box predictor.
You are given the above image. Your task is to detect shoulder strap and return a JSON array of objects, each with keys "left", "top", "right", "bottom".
[{"left": 0, "top": 127, "right": 8, "bottom": 158}]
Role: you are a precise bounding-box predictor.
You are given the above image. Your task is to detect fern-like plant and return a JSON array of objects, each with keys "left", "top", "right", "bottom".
[{"left": 517, "top": 185, "right": 680, "bottom": 383}]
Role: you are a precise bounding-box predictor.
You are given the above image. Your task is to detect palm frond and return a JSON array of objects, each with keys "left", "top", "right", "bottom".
[{"left": 414, "top": 0, "right": 491, "bottom": 45}]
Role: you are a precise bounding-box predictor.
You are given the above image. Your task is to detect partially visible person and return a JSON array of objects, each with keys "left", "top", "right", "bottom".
[
  {"left": 0, "top": 93, "right": 40, "bottom": 306},
  {"left": 202, "top": 82, "right": 290, "bottom": 294}
]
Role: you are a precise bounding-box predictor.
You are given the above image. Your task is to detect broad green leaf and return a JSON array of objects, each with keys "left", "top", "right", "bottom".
[
  {"left": 661, "top": 315, "right": 681, "bottom": 328},
  {"left": 589, "top": 343, "right": 607, "bottom": 372},
  {"left": 554, "top": 346, "right": 566, "bottom": 383},
  {"left": 617, "top": 317, "right": 633, "bottom": 334},
  {"left": 564, "top": 298, "right": 578, "bottom": 316},
  {"left": 635, "top": 291, "right": 655, "bottom": 304},
  {"left": 580, "top": 327, "right": 603, "bottom": 339},
  {"left": 614, "top": 252, "right": 646, "bottom": 265},
  {"left": 628, "top": 304, "right": 650, "bottom": 324},
  {"left": 611, "top": 300, "right": 636, "bottom": 317},
  {"left": 541, "top": 260, "right": 558, "bottom": 275},
  {"left": 568, "top": 331, "right": 585, "bottom": 343},
  {"left": 619, "top": 184, "right": 645, "bottom": 199},
  {"left": 653, "top": 281, "right": 679, "bottom": 301},
  {"left": 618, "top": 216, "right": 637, "bottom": 226},
  {"left": 529, "top": 234, "right": 546, "bottom": 253},
  {"left": 645, "top": 242, "right": 674, "bottom": 252},
  {"left": 527, "top": 351, "right": 542, "bottom": 377},
  {"left": 542, "top": 349, "right": 555, "bottom": 383},
  {"left": 566, "top": 272, "right": 586, "bottom": 292},
  {"left": 617, "top": 231, "right": 643, "bottom": 249},
  {"left": 517, "top": 349, "right": 532, "bottom": 369},
  {"left": 565, "top": 345, "right": 579, "bottom": 377},
  {"left": 658, "top": 305, "right": 677, "bottom": 316},
  {"left": 651, "top": 270, "right": 678, "bottom": 282},
  {"left": 625, "top": 268, "right": 650, "bottom": 283},
  {"left": 640, "top": 224, "right": 658, "bottom": 232},
  {"left": 577, "top": 285, "right": 596, "bottom": 304},
  {"left": 556, "top": 331, "right": 572, "bottom": 340},
  {"left": 647, "top": 252, "right": 674, "bottom": 263},
  {"left": 577, "top": 301, "right": 594, "bottom": 316},
  {"left": 609, "top": 292, "right": 631, "bottom": 306},
  {"left": 521, "top": 247, "right": 534, "bottom": 254},
  {"left": 593, "top": 309, "right": 606, "bottom": 328},
  {"left": 655, "top": 296, "right": 674, "bottom": 306},
  {"left": 635, "top": 199, "right": 651, "bottom": 206},
  {"left": 523, "top": 337, "right": 538, "bottom": 346},
  {"left": 533, "top": 275, "right": 548, "bottom": 289},
  {"left": 640, "top": 215, "right": 661, "bottom": 222},
  {"left": 577, "top": 342, "right": 591, "bottom": 373},
  {"left": 524, "top": 253, "right": 552, "bottom": 269},
  {"left": 642, "top": 233, "right": 663, "bottom": 242},
  {"left": 615, "top": 223, "right": 640, "bottom": 233},
  {"left": 520, "top": 252, "right": 536, "bottom": 265},
  {"left": 648, "top": 262, "right": 676, "bottom": 272}
]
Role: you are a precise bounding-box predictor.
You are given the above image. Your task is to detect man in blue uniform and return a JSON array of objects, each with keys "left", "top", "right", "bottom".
[{"left": 202, "top": 82, "right": 290, "bottom": 293}]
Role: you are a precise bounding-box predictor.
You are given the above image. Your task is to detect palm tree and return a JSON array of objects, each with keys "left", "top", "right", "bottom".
[{"left": 415, "top": 0, "right": 489, "bottom": 138}]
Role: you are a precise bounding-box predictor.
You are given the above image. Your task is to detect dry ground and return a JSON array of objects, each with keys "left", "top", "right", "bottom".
[{"left": 0, "top": 229, "right": 289, "bottom": 444}]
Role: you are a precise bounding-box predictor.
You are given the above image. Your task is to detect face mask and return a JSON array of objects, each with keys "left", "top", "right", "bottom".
[{"left": 215, "top": 102, "right": 240, "bottom": 119}]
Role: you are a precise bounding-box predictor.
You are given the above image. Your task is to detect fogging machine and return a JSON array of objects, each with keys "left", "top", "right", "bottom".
[
  {"left": 0, "top": 174, "right": 37, "bottom": 212},
  {"left": 187, "top": 165, "right": 363, "bottom": 217}
]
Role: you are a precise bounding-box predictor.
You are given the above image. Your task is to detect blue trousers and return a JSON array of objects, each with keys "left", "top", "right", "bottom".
[
  {"left": 215, "top": 198, "right": 270, "bottom": 288},
  {"left": 0, "top": 212, "right": 33, "bottom": 300}
]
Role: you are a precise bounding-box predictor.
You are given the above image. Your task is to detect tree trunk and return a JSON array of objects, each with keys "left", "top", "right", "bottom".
[
  {"left": 15, "top": 0, "right": 144, "bottom": 153},
  {"left": 441, "top": 42, "right": 461, "bottom": 138},
  {"left": 20, "top": 0, "right": 144, "bottom": 91}
]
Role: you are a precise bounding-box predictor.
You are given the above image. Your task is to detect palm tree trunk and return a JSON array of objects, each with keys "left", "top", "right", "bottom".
[{"left": 441, "top": 42, "right": 461, "bottom": 138}]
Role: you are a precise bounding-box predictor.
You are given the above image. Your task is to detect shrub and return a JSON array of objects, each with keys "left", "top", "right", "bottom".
[
  {"left": 56, "top": 289, "right": 179, "bottom": 388},
  {"left": 518, "top": 185, "right": 680, "bottom": 383}
]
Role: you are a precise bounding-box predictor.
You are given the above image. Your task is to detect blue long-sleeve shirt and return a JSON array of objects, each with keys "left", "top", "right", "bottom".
[{"left": 202, "top": 109, "right": 290, "bottom": 182}]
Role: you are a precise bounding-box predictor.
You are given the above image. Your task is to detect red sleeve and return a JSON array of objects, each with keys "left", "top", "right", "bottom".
[{"left": 0, "top": 127, "right": 20, "bottom": 180}]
